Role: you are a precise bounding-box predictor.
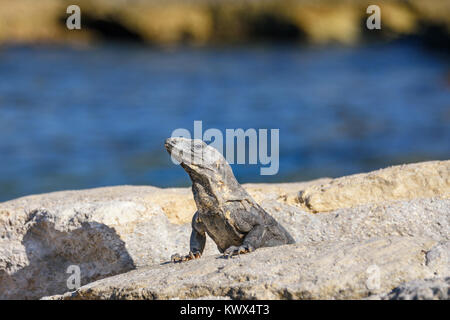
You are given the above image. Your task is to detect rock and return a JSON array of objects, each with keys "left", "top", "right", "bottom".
[
  {"left": 298, "top": 160, "right": 450, "bottom": 212},
  {"left": 0, "top": 181, "right": 325, "bottom": 299},
  {"left": 44, "top": 237, "right": 444, "bottom": 300},
  {"left": 1, "top": 161, "right": 448, "bottom": 299},
  {"left": 273, "top": 198, "right": 450, "bottom": 244},
  {"left": 0, "top": 186, "right": 192, "bottom": 299},
  {"left": 380, "top": 277, "right": 449, "bottom": 300}
]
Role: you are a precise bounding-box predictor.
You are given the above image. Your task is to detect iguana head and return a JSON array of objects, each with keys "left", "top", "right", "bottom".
[
  {"left": 165, "top": 137, "right": 249, "bottom": 202},
  {"left": 165, "top": 137, "right": 224, "bottom": 173}
]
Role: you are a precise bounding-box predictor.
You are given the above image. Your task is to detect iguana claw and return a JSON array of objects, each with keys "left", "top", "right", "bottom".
[
  {"left": 223, "top": 245, "right": 254, "bottom": 258},
  {"left": 171, "top": 251, "right": 202, "bottom": 263}
]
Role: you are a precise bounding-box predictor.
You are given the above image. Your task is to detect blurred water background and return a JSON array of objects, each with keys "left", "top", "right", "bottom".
[
  {"left": 0, "top": 40, "right": 449, "bottom": 202},
  {"left": 1, "top": 0, "right": 450, "bottom": 202}
]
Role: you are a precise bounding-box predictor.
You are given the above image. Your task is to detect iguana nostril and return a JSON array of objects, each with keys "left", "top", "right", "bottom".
[{"left": 165, "top": 138, "right": 177, "bottom": 151}]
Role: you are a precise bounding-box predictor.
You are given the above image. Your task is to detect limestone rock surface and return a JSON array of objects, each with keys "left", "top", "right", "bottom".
[
  {"left": 1, "top": 160, "right": 449, "bottom": 299},
  {"left": 45, "top": 237, "right": 445, "bottom": 300},
  {"left": 298, "top": 160, "right": 449, "bottom": 212},
  {"left": 380, "top": 277, "right": 449, "bottom": 300}
]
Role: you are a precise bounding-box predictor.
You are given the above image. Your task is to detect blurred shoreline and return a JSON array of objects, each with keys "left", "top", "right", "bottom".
[
  {"left": 0, "top": 0, "right": 449, "bottom": 49},
  {"left": 0, "top": 41, "right": 449, "bottom": 202}
]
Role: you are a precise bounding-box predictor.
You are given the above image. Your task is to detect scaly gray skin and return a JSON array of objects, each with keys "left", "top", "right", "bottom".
[{"left": 165, "top": 137, "right": 295, "bottom": 262}]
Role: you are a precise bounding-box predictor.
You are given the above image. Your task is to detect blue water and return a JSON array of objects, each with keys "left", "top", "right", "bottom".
[{"left": 0, "top": 43, "right": 449, "bottom": 202}]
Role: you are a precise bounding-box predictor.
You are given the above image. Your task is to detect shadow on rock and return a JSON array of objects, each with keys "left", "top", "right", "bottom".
[{"left": 0, "top": 214, "right": 135, "bottom": 299}]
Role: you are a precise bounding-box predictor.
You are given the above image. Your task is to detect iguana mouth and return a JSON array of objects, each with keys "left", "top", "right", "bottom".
[{"left": 164, "top": 138, "right": 175, "bottom": 153}]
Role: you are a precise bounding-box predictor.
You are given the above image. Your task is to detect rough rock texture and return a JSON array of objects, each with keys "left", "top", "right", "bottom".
[
  {"left": 0, "top": 181, "right": 325, "bottom": 299},
  {"left": 380, "top": 277, "right": 449, "bottom": 300},
  {"left": 0, "top": 186, "right": 188, "bottom": 299},
  {"left": 298, "top": 160, "right": 450, "bottom": 212},
  {"left": 45, "top": 237, "right": 445, "bottom": 300},
  {"left": 1, "top": 160, "right": 449, "bottom": 299}
]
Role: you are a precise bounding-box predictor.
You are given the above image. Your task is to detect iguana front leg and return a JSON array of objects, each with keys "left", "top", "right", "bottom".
[
  {"left": 171, "top": 211, "right": 206, "bottom": 263},
  {"left": 223, "top": 224, "right": 265, "bottom": 258}
]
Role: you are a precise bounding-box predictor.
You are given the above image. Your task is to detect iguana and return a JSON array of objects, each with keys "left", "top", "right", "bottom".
[{"left": 165, "top": 137, "right": 295, "bottom": 262}]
